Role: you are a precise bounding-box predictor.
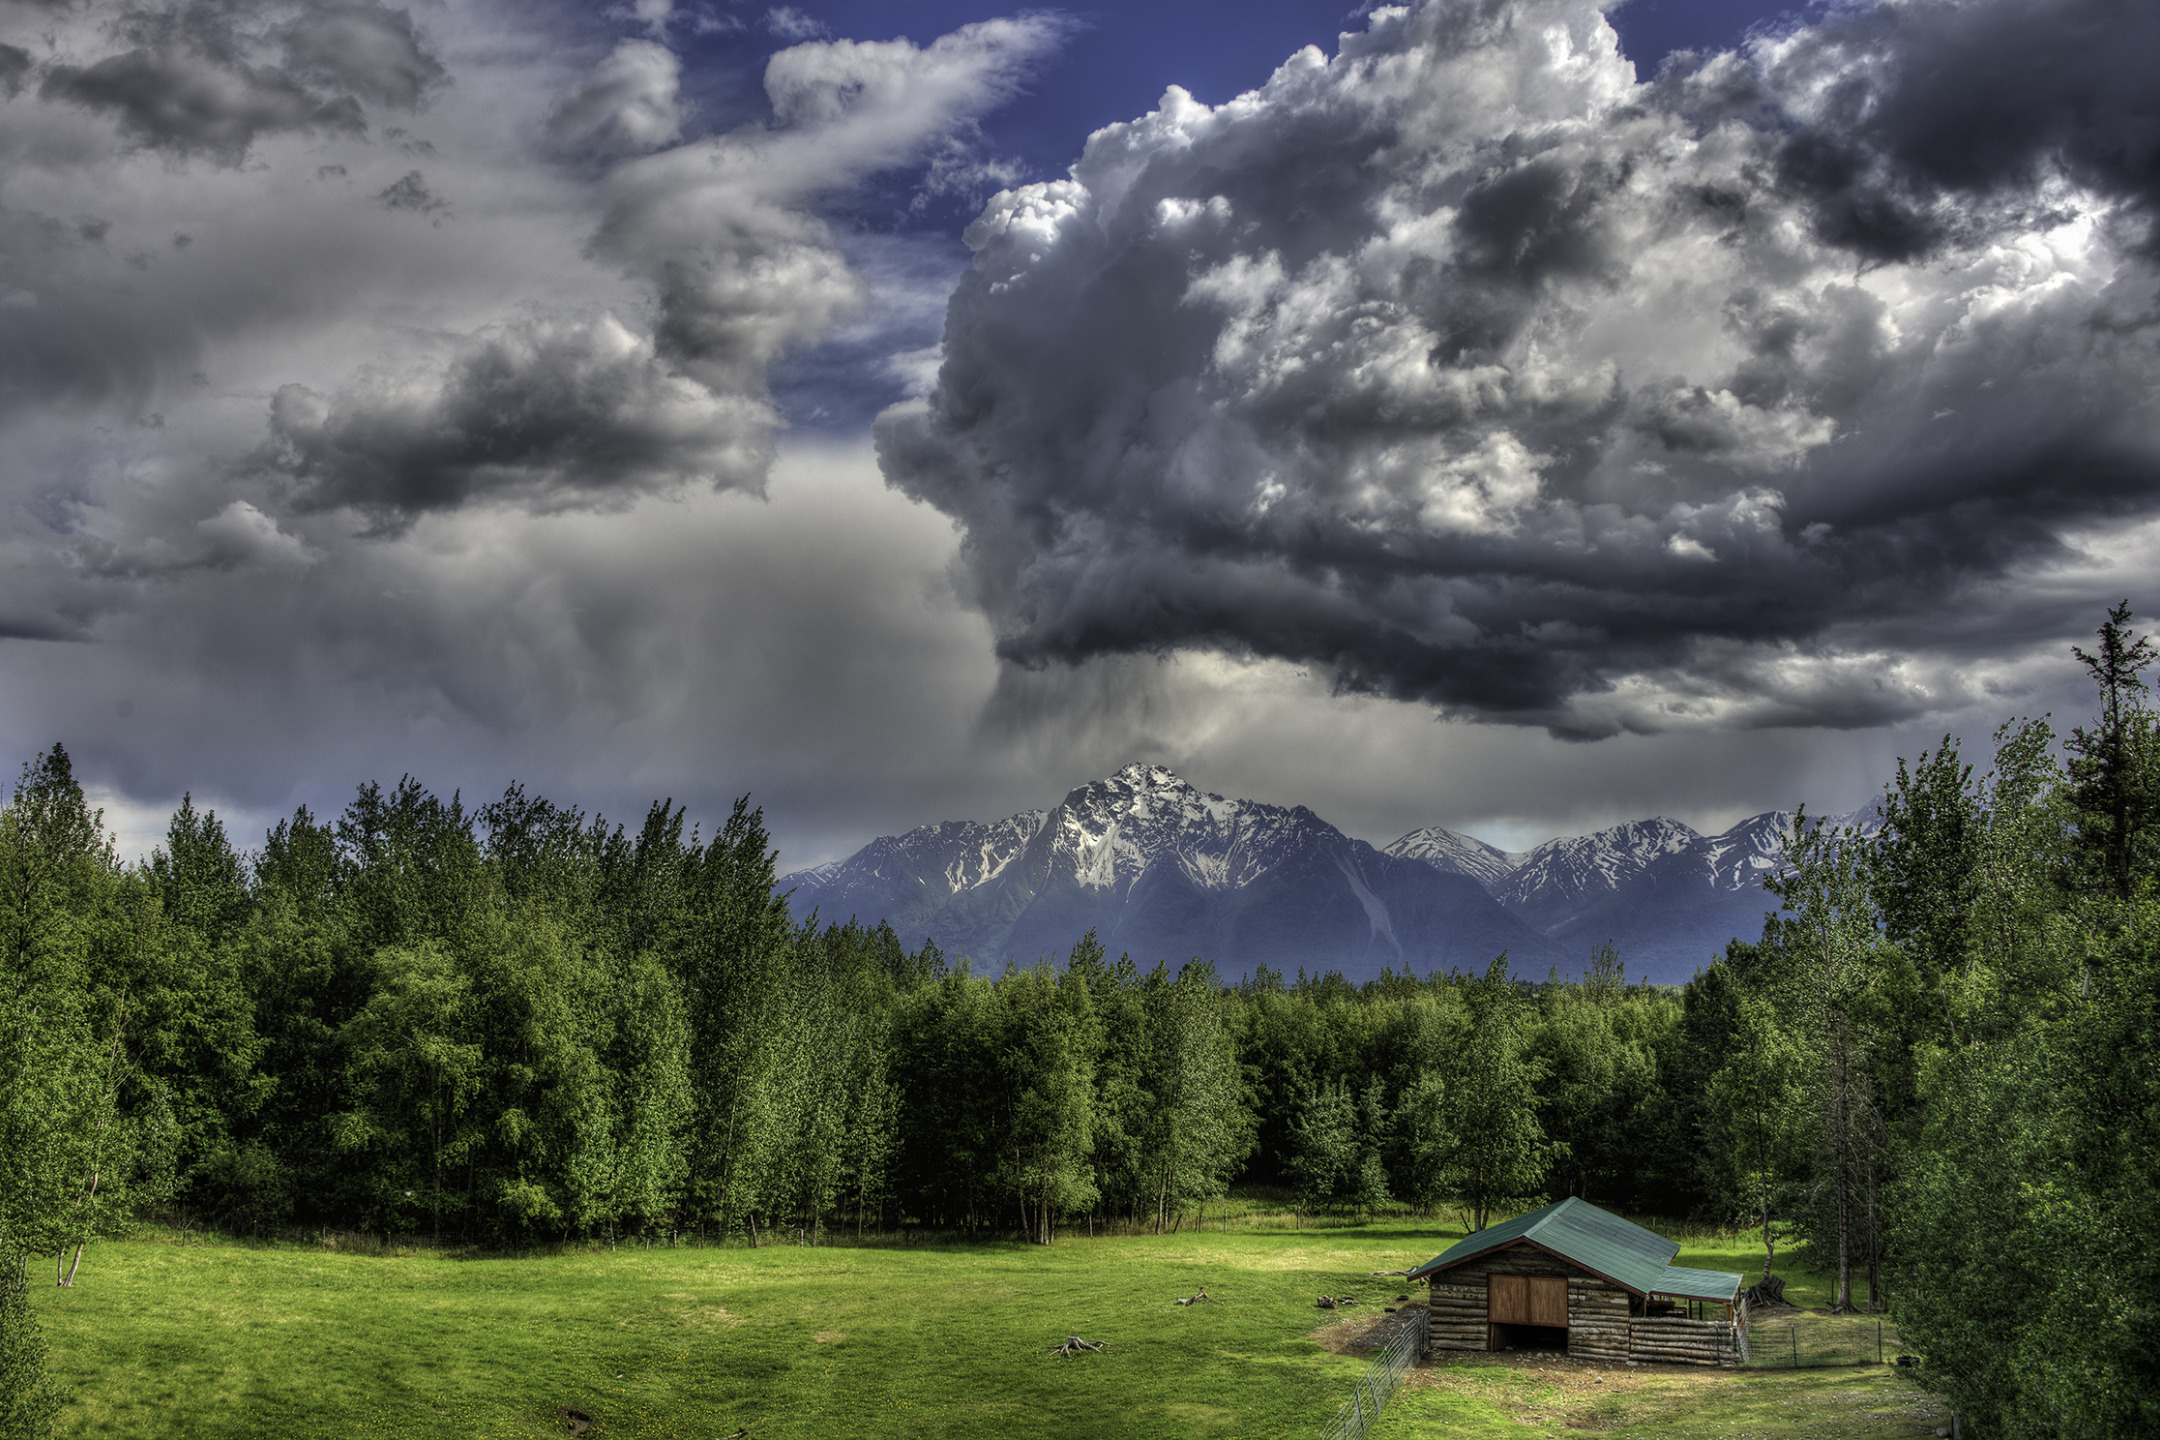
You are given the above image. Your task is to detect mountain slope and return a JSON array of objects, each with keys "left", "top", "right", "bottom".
[
  {"left": 1383, "top": 826, "right": 1522, "bottom": 887},
  {"left": 1383, "top": 809, "right": 1857, "bottom": 983},
  {"left": 781, "top": 765, "right": 1565, "bottom": 981}
]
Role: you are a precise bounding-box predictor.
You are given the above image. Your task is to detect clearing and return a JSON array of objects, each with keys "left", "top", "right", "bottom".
[{"left": 31, "top": 1218, "right": 1944, "bottom": 1439}]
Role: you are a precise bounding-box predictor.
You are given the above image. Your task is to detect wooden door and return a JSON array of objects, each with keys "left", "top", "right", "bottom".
[
  {"left": 1529, "top": 1275, "right": 1567, "bottom": 1328},
  {"left": 1488, "top": 1274, "right": 1567, "bottom": 1327},
  {"left": 1488, "top": 1273, "right": 1529, "bottom": 1324}
]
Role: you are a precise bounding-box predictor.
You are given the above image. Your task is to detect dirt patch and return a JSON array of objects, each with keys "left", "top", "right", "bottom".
[
  {"left": 1310, "top": 1305, "right": 1425, "bottom": 1356},
  {"left": 677, "top": 1305, "right": 744, "bottom": 1331},
  {"left": 1410, "top": 1351, "right": 1657, "bottom": 1399},
  {"left": 813, "top": 1330, "right": 846, "bottom": 1344},
  {"left": 559, "top": 1406, "right": 593, "bottom": 1435}
]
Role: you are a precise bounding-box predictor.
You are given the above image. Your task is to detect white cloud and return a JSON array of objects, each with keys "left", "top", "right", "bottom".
[
  {"left": 545, "top": 40, "right": 686, "bottom": 160},
  {"left": 763, "top": 7, "right": 826, "bottom": 43},
  {"left": 879, "top": 0, "right": 2160, "bottom": 737}
]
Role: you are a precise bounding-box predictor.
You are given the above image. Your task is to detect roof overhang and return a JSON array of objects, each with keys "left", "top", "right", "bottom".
[
  {"left": 1410, "top": 1236, "right": 1744, "bottom": 1305},
  {"left": 1412, "top": 1235, "right": 1650, "bottom": 1299}
]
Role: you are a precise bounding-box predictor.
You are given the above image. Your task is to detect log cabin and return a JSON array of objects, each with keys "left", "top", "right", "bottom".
[{"left": 1406, "top": 1196, "right": 1746, "bottom": 1367}]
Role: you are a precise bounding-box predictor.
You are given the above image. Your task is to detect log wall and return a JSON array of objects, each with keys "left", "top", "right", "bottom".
[
  {"left": 1567, "top": 1276, "right": 1630, "bottom": 1364},
  {"left": 1423, "top": 1244, "right": 1618, "bottom": 1355},
  {"left": 1628, "top": 1314, "right": 1741, "bottom": 1367},
  {"left": 1421, "top": 1241, "right": 1741, "bottom": 1366}
]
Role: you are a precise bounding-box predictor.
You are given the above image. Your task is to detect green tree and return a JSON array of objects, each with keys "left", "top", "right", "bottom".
[
  {"left": 2066, "top": 602, "right": 2160, "bottom": 899},
  {"left": 1766, "top": 810, "right": 1890, "bottom": 1312},
  {"left": 1133, "top": 961, "right": 1249, "bottom": 1233},
  {"left": 1704, "top": 992, "right": 1806, "bottom": 1280},
  {"left": 1441, "top": 957, "right": 1555, "bottom": 1231},
  {"left": 1283, "top": 1080, "right": 1357, "bottom": 1214},
  {"left": 1389, "top": 1071, "right": 1452, "bottom": 1214},
  {"left": 999, "top": 957, "right": 1102, "bottom": 1244}
]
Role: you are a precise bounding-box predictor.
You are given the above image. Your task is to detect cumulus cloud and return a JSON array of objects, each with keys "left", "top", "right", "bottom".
[
  {"left": 878, "top": 0, "right": 2160, "bottom": 738},
  {"left": 544, "top": 38, "right": 684, "bottom": 160},
  {"left": 76, "top": 499, "right": 314, "bottom": 577},
  {"left": 265, "top": 315, "right": 773, "bottom": 525},
  {"left": 235, "top": 16, "right": 1064, "bottom": 529},
  {"left": 38, "top": 1, "right": 441, "bottom": 163},
  {"left": 1752, "top": 0, "right": 2160, "bottom": 260},
  {"left": 588, "top": 16, "right": 1067, "bottom": 395},
  {"left": 278, "top": 2, "right": 445, "bottom": 110}
]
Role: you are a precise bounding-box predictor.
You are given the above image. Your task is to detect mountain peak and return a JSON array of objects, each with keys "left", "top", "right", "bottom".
[{"left": 1108, "top": 761, "right": 1185, "bottom": 791}]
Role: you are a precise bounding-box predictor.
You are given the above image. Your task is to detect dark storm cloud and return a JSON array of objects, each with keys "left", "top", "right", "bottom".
[
  {"left": 235, "top": 16, "right": 1065, "bottom": 529},
  {"left": 374, "top": 168, "right": 443, "bottom": 212},
  {"left": 38, "top": 0, "right": 439, "bottom": 163},
  {"left": 277, "top": 2, "right": 444, "bottom": 109},
  {"left": 878, "top": 0, "right": 2160, "bottom": 739},
  {"left": 265, "top": 316, "right": 773, "bottom": 527},
  {"left": 74, "top": 499, "right": 313, "bottom": 577},
  {"left": 1754, "top": 0, "right": 2160, "bottom": 260},
  {"left": 0, "top": 43, "right": 31, "bottom": 96},
  {"left": 40, "top": 46, "right": 364, "bottom": 160},
  {"left": 0, "top": 203, "right": 203, "bottom": 415}
]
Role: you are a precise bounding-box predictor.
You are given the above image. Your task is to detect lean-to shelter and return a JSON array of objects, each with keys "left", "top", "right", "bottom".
[{"left": 1407, "top": 1196, "right": 1747, "bottom": 1366}]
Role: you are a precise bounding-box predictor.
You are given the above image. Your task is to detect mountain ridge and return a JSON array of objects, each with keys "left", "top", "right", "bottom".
[
  {"left": 781, "top": 763, "right": 1568, "bottom": 981},
  {"left": 780, "top": 765, "right": 1864, "bottom": 985}
]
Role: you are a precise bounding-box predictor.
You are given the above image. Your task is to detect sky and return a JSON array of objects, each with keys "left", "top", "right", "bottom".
[{"left": 0, "top": 0, "right": 2155, "bottom": 869}]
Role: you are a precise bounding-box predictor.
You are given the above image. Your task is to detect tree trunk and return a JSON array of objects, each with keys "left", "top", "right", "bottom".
[
  {"left": 1832, "top": 1034, "right": 1853, "bottom": 1313},
  {"left": 1865, "top": 1154, "right": 1881, "bottom": 1311},
  {"left": 1760, "top": 1160, "right": 1776, "bottom": 1281}
]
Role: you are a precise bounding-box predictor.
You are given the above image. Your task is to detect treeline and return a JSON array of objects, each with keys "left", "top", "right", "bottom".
[
  {"left": 0, "top": 757, "right": 1724, "bottom": 1260},
  {"left": 5, "top": 611, "right": 2159, "bottom": 1438}
]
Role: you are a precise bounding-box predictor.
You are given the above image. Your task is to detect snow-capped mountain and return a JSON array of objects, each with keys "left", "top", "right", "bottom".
[
  {"left": 780, "top": 769, "right": 1876, "bottom": 986},
  {"left": 1699, "top": 811, "right": 1798, "bottom": 893},
  {"left": 781, "top": 764, "right": 1566, "bottom": 980},
  {"left": 1384, "top": 826, "right": 1522, "bottom": 887},
  {"left": 1491, "top": 818, "right": 1705, "bottom": 926},
  {"left": 1382, "top": 807, "right": 1878, "bottom": 983}
]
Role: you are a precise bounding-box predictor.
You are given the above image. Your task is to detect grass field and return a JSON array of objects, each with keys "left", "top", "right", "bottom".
[{"left": 30, "top": 1216, "right": 1947, "bottom": 1440}]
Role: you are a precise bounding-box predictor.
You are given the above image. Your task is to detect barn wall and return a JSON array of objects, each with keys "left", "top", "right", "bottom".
[
  {"left": 1423, "top": 1245, "right": 1600, "bottom": 1353},
  {"left": 1422, "top": 1243, "right": 1740, "bottom": 1365},
  {"left": 1567, "top": 1278, "right": 1630, "bottom": 1363},
  {"left": 1628, "top": 1315, "right": 1741, "bottom": 1367}
]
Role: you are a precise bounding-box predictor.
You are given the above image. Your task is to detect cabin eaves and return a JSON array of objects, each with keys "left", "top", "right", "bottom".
[{"left": 1407, "top": 1196, "right": 1742, "bottom": 1304}]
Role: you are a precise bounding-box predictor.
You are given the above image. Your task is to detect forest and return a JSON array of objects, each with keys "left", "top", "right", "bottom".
[{"left": 4, "top": 610, "right": 2158, "bottom": 1440}]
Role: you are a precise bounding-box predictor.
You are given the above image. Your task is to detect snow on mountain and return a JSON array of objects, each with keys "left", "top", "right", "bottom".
[
  {"left": 1700, "top": 811, "right": 1794, "bottom": 893},
  {"left": 1382, "top": 806, "right": 1882, "bottom": 983},
  {"left": 1038, "top": 763, "right": 1324, "bottom": 895},
  {"left": 779, "top": 763, "right": 1562, "bottom": 981},
  {"left": 1494, "top": 818, "right": 1704, "bottom": 917},
  {"left": 781, "top": 860, "right": 844, "bottom": 892},
  {"left": 781, "top": 772, "right": 1885, "bottom": 987},
  {"left": 1382, "top": 826, "right": 1522, "bottom": 887}
]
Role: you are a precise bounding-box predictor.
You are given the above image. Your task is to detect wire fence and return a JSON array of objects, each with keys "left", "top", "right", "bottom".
[
  {"left": 1744, "top": 1318, "right": 1896, "bottom": 1368},
  {"left": 1318, "top": 1307, "right": 1427, "bottom": 1440}
]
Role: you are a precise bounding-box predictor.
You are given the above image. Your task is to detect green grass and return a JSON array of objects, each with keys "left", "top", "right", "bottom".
[
  {"left": 1379, "top": 1227, "right": 1944, "bottom": 1440},
  {"left": 33, "top": 1220, "right": 1447, "bottom": 1440},
  {"left": 30, "top": 1219, "right": 1946, "bottom": 1440},
  {"left": 1383, "top": 1356, "right": 1948, "bottom": 1439}
]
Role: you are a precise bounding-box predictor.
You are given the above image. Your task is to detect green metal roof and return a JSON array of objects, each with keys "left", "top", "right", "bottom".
[{"left": 1406, "top": 1196, "right": 1743, "bottom": 1303}]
